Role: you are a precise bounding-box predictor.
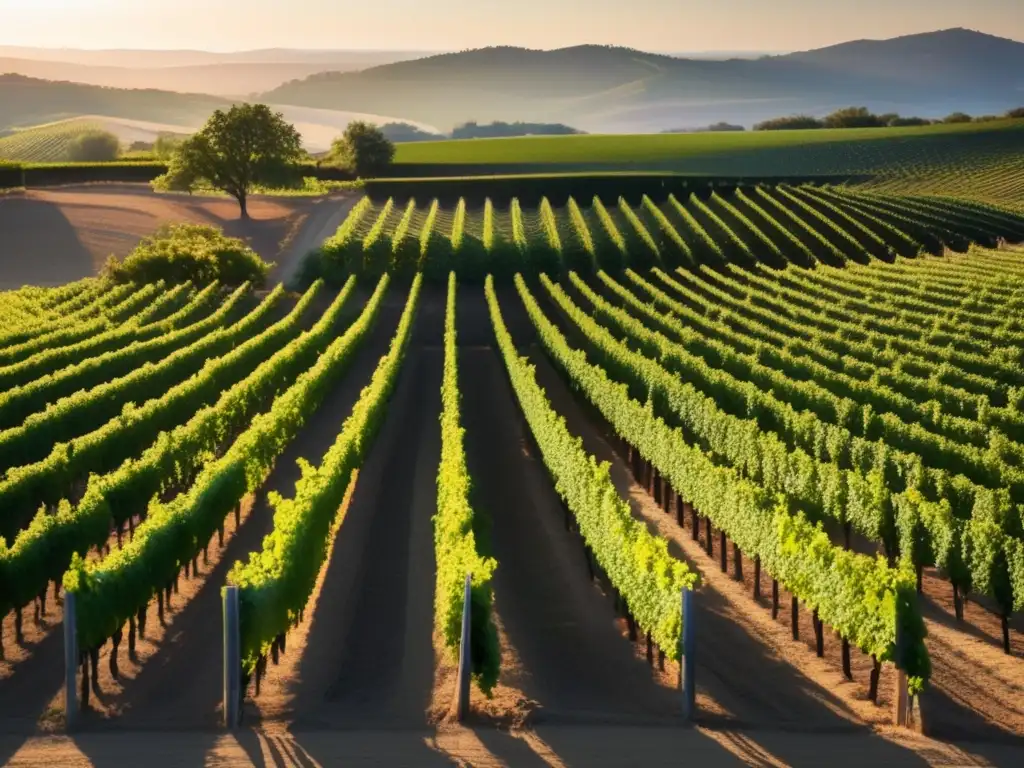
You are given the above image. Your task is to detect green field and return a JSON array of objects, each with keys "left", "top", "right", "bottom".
[
  {"left": 393, "top": 120, "right": 1024, "bottom": 208},
  {"left": 308, "top": 184, "right": 1024, "bottom": 284},
  {"left": 0, "top": 119, "right": 115, "bottom": 163}
]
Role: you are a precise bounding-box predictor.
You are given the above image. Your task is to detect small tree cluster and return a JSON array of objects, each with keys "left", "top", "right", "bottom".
[
  {"left": 328, "top": 121, "right": 396, "bottom": 177},
  {"left": 66, "top": 130, "right": 121, "bottom": 162}
]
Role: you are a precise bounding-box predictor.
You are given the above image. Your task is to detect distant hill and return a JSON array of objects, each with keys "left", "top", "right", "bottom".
[
  {"left": 0, "top": 76, "right": 442, "bottom": 155},
  {"left": 260, "top": 29, "right": 1024, "bottom": 132},
  {"left": 779, "top": 28, "right": 1024, "bottom": 89},
  {"left": 0, "top": 74, "right": 227, "bottom": 131},
  {"left": 0, "top": 49, "right": 437, "bottom": 97}
]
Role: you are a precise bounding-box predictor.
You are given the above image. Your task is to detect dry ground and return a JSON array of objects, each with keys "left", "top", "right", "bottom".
[{"left": 0, "top": 185, "right": 353, "bottom": 289}]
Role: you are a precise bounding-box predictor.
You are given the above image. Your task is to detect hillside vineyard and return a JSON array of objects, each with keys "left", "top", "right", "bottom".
[{"left": 0, "top": 199, "right": 1023, "bottom": 735}]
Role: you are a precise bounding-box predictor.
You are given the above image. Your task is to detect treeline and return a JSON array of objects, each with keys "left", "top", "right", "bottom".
[
  {"left": 754, "top": 106, "right": 1024, "bottom": 131},
  {"left": 376, "top": 120, "right": 585, "bottom": 144},
  {"left": 662, "top": 122, "right": 745, "bottom": 133},
  {"left": 451, "top": 121, "right": 584, "bottom": 139}
]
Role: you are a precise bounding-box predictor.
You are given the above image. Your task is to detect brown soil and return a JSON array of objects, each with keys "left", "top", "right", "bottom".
[
  {"left": 0, "top": 185, "right": 353, "bottom": 289},
  {"left": 246, "top": 289, "right": 446, "bottom": 730},
  {"left": 459, "top": 339, "right": 680, "bottom": 725}
]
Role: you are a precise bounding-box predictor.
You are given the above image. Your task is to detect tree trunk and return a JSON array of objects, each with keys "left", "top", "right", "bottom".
[
  {"left": 80, "top": 652, "right": 90, "bottom": 709},
  {"left": 952, "top": 583, "right": 964, "bottom": 622},
  {"left": 646, "top": 631, "right": 653, "bottom": 665},
  {"left": 128, "top": 615, "right": 137, "bottom": 658},
  {"left": 733, "top": 544, "right": 743, "bottom": 581},
  {"left": 753, "top": 556, "right": 761, "bottom": 600},
  {"left": 690, "top": 504, "right": 698, "bottom": 541},
  {"left": 813, "top": 610, "right": 824, "bottom": 657},
  {"left": 110, "top": 628, "right": 122, "bottom": 679},
  {"left": 89, "top": 647, "right": 100, "bottom": 695},
  {"left": 791, "top": 596, "right": 799, "bottom": 640},
  {"left": 705, "top": 518, "right": 713, "bottom": 556},
  {"left": 842, "top": 638, "right": 852, "bottom": 680},
  {"left": 238, "top": 193, "right": 249, "bottom": 220},
  {"left": 14, "top": 606, "right": 22, "bottom": 644},
  {"left": 676, "top": 493, "right": 684, "bottom": 527},
  {"left": 869, "top": 657, "right": 882, "bottom": 703},
  {"left": 771, "top": 579, "right": 779, "bottom": 619}
]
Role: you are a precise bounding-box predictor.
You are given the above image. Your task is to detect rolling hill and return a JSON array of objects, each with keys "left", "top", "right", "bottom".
[
  {"left": 0, "top": 76, "right": 441, "bottom": 156},
  {"left": 260, "top": 28, "right": 1024, "bottom": 132},
  {"left": 0, "top": 49, "right": 437, "bottom": 97}
]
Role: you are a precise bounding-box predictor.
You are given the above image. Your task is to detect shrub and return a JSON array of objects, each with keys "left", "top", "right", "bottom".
[
  {"left": 943, "top": 112, "right": 973, "bottom": 124},
  {"left": 104, "top": 223, "right": 272, "bottom": 287},
  {"left": 66, "top": 130, "right": 121, "bottom": 162},
  {"left": 328, "top": 121, "right": 395, "bottom": 177},
  {"left": 888, "top": 116, "right": 932, "bottom": 127},
  {"left": 822, "top": 107, "right": 885, "bottom": 129},
  {"left": 753, "top": 115, "right": 823, "bottom": 131},
  {"left": 1005, "top": 107, "right": 1024, "bottom": 119}
]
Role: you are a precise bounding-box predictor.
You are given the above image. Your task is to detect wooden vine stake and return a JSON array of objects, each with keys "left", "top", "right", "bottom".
[
  {"left": 893, "top": 606, "right": 912, "bottom": 728},
  {"left": 63, "top": 591, "right": 78, "bottom": 729},
  {"left": 222, "top": 586, "right": 241, "bottom": 729},
  {"left": 680, "top": 587, "right": 696, "bottom": 721},
  {"left": 455, "top": 573, "right": 472, "bottom": 722}
]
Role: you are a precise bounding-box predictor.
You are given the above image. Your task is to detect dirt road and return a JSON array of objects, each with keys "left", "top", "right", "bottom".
[
  {"left": 250, "top": 291, "right": 445, "bottom": 729},
  {"left": 0, "top": 185, "right": 353, "bottom": 289}
]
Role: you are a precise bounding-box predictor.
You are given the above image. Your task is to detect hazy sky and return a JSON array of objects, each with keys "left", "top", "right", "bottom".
[{"left": 1, "top": 0, "right": 1021, "bottom": 52}]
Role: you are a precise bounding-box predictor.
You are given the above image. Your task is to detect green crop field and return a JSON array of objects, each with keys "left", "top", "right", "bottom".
[
  {"left": 3, "top": 112, "right": 1024, "bottom": 742},
  {"left": 392, "top": 120, "right": 1024, "bottom": 209},
  {"left": 2, "top": 242, "right": 1024, "bottom": 735},
  {"left": 309, "top": 184, "right": 1024, "bottom": 283},
  {"left": 0, "top": 119, "right": 111, "bottom": 163}
]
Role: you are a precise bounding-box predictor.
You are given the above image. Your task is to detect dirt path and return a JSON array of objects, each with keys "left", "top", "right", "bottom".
[
  {"left": 68, "top": 289, "right": 405, "bottom": 731},
  {"left": 8, "top": 725, "right": 1023, "bottom": 768},
  {"left": 0, "top": 185, "right": 344, "bottom": 288},
  {"left": 460, "top": 341, "right": 679, "bottom": 726},
  {"left": 250, "top": 292, "right": 444, "bottom": 729},
  {"left": 272, "top": 194, "right": 358, "bottom": 287}
]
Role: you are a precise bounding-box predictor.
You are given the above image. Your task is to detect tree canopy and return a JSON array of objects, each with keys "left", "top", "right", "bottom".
[
  {"left": 161, "top": 104, "right": 303, "bottom": 218},
  {"left": 329, "top": 121, "right": 395, "bottom": 177}
]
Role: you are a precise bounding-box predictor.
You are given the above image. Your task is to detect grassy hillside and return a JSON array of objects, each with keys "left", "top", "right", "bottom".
[
  {"left": 261, "top": 30, "right": 1024, "bottom": 132},
  {"left": 0, "top": 74, "right": 227, "bottom": 131},
  {"left": 0, "top": 117, "right": 192, "bottom": 162},
  {"left": 392, "top": 121, "right": 1024, "bottom": 207}
]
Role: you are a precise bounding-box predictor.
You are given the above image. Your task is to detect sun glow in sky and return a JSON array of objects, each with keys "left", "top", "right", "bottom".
[{"left": 0, "top": 0, "right": 1021, "bottom": 52}]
